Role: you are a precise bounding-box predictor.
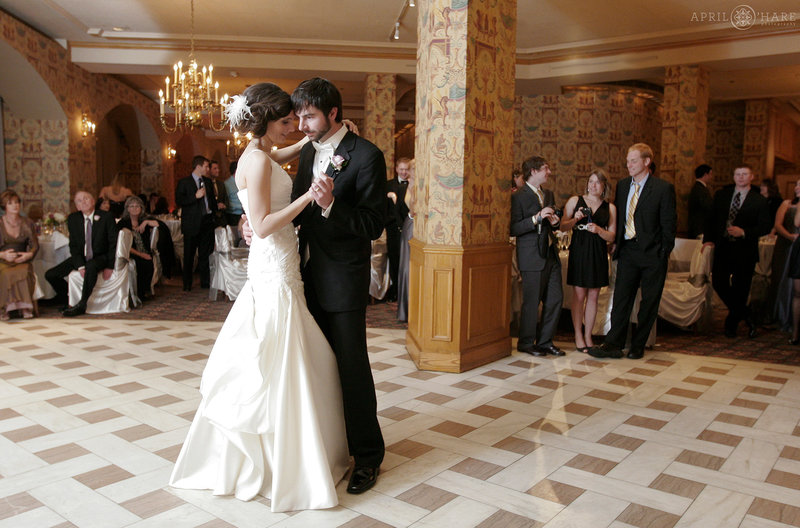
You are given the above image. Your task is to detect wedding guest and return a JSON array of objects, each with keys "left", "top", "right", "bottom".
[
  {"left": 96, "top": 197, "right": 111, "bottom": 213},
  {"left": 788, "top": 203, "right": 800, "bottom": 345},
  {"left": 148, "top": 193, "right": 161, "bottom": 214},
  {"left": 118, "top": 195, "right": 159, "bottom": 300},
  {"left": 590, "top": 143, "right": 676, "bottom": 360},
  {"left": 511, "top": 156, "right": 564, "bottom": 357},
  {"left": 224, "top": 161, "right": 245, "bottom": 245},
  {"left": 209, "top": 160, "right": 229, "bottom": 227},
  {"left": 397, "top": 159, "right": 415, "bottom": 322},
  {"left": 772, "top": 179, "right": 800, "bottom": 331},
  {"left": 511, "top": 168, "right": 525, "bottom": 192},
  {"left": 152, "top": 196, "right": 170, "bottom": 215},
  {"left": 175, "top": 156, "right": 217, "bottom": 291},
  {"left": 99, "top": 172, "right": 134, "bottom": 218},
  {"left": 688, "top": 164, "right": 713, "bottom": 239},
  {"left": 761, "top": 178, "right": 783, "bottom": 232},
  {"left": 559, "top": 170, "right": 616, "bottom": 352},
  {"left": 0, "top": 190, "right": 39, "bottom": 320},
  {"left": 385, "top": 157, "right": 412, "bottom": 302},
  {"left": 45, "top": 191, "right": 118, "bottom": 316},
  {"left": 703, "top": 164, "right": 770, "bottom": 338}
]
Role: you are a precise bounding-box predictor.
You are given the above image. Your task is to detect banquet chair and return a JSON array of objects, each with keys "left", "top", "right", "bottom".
[
  {"left": 209, "top": 226, "right": 248, "bottom": 301},
  {"left": 148, "top": 226, "right": 162, "bottom": 294},
  {"left": 657, "top": 238, "right": 713, "bottom": 329},
  {"left": 67, "top": 229, "right": 140, "bottom": 314},
  {"left": 369, "top": 230, "right": 390, "bottom": 300}
]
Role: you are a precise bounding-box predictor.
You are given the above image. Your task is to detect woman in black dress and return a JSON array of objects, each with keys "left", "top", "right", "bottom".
[{"left": 560, "top": 170, "right": 616, "bottom": 352}]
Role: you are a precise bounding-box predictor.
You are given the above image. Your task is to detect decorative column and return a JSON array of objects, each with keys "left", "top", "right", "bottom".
[
  {"left": 363, "top": 73, "right": 396, "bottom": 179},
  {"left": 743, "top": 99, "right": 773, "bottom": 179},
  {"left": 408, "top": 0, "right": 516, "bottom": 372},
  {"left": 660, "top": 65, "right": 709, "bottom": 234}
]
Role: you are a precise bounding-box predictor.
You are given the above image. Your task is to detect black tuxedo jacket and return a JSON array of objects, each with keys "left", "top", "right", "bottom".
[
  {"left": 704, "top": 184, "right": 770, "bottom": 263},
  {"left": 386, "top": 177, "right": 410, "bottom": 228},
  {"left": 613, "top": 175, "right": 676, "bottom": 260},
  {"left": 291, "top": 130, "right": 387, "bottom": 312},
  {"left": 687, "top": 180, "right": 713, "bottom": 239},
  {"left": 510, "top": 185, "right": 559, "bottom": 272},
  {"left": 67, "top": 209, "right": 118, "bottom": 269},
  {"left": 175, "top": 174, "right": 217, "bottom": 235}
]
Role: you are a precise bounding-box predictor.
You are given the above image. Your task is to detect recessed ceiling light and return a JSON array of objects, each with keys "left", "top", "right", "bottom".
[
  {"left": 230, "top": 71, "right": 239, "bottom": 78},
  {"left": 112, "top": 26, "right": 129, "bottom": 32}
]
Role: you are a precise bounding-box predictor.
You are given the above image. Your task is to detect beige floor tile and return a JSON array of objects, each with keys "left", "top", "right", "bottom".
[{"left": 672, "top": 485, "right": 753, "bottom": 528}]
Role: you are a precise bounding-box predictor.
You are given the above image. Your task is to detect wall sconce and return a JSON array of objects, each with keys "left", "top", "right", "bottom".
[
  {"left": 166, "top": 145, "right": 177, "bottom": 160},
  {"left": 226, "top": 131, "right": 253, "bottom": 159},
  {"left": 80, "top": 113, "right": 96, "bottom": 137}
]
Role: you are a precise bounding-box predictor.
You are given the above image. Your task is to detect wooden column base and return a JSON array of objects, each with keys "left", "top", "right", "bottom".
[{"left": 405, "top": 239, "right": 513, "bottom": 373}]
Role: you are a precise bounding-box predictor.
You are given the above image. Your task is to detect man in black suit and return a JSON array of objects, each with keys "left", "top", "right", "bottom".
[
  {"left": 384, "top": 157, "right": 411, "bottom": 302},
  {"left": 703, "top": 164, "right": 771, "bottom": 338},
  {"left": 290, "top": 78, "right": 386, "bottom": 494},
  {"left": 590, "top": 143, "right": 676, "bottom": 360},
  {"left": 510, "top": 156, "right": 565, "bottom": 357},
  {"left": 45, "top": 190, "right": 118, "bottom": 316},
  {"left": 175, "top": 155, "right": 217, "bottom": 291},
  {"left": 209, "top": 160, "right": 229, "bottom": 227},
  {"left": 688, "top": 164, "right": 713, "bottom": 239}
]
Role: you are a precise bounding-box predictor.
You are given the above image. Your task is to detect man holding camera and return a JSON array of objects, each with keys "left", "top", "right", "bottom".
[{"left": 510, "top": 156, "right": 564, "bottom": 357}]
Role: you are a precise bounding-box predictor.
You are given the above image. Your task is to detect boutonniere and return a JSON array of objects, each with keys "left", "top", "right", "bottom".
[
  {"left": 94, "top": 215, "right": 100, "bottom": 221},
  {"left": 331, "top": 154, "right": 347, "bottom": 172}
]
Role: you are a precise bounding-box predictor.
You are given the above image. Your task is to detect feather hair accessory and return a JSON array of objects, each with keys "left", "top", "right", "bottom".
[{"left": 224, "top": 94, "right": 252, "bottom": 131}]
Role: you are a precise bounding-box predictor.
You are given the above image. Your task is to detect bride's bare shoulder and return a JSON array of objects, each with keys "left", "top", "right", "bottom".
[{"left": 236, "top": 149, "right": 273, "bottom": 189}]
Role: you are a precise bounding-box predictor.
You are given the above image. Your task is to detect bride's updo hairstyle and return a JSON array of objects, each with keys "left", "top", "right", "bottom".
[{"left": 225, "top": 82, "right": 292, "bottom": 138}]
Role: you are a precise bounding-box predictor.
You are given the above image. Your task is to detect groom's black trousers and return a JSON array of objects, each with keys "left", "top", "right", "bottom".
[{"left": 304, "top": 276, "right": 385, "bottom": 469}]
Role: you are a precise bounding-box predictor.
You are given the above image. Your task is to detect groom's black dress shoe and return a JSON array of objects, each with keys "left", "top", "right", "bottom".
[
  {"left": 517, "top": 345, "right": 546, "bottom": 357},
  {"left": 346, "top": 466, "right": 379, "bottom": 494}
]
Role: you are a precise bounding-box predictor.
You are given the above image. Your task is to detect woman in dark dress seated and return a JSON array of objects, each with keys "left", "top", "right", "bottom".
[
  {"left": 118, "top": 195, "right": 158, "bottom": 300},
  {"left": 559, "top": 170, "right": 617, "bottom": 352}
]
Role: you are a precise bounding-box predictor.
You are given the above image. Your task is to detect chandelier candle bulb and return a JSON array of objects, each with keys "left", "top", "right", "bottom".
[
  {"left": 214, "top": 82, "right": 219, "bottom": 103},
  {"left": 208, "top": 64, "right": 213, "bottom": 84}
]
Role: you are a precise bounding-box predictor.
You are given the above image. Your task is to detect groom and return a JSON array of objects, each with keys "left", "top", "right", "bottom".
[{"left": 291, "top": 78, "right": 387, "bottom": 494}]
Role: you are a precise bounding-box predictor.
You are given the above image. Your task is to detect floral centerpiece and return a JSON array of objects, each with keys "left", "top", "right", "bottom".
[{"left": 42, "top": 212, "right": 67, "bottom": 234}]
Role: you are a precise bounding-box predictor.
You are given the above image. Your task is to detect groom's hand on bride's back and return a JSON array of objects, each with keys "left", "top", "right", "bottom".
[{"left": 241, "top": 214, "right": 253, "bottom": 246}]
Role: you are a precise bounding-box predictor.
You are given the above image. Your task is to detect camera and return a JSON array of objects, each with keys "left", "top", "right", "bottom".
[
  {"left": 552, "top": 207, "right": 563, "bottom": 218},
  {"left": 578, "top": 206, "right": 592, "bottom": 218}
]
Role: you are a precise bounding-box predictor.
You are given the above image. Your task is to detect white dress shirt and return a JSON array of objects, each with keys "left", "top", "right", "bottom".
[{"left": 312, "top": 125, "right": 348, "bottom": 217}]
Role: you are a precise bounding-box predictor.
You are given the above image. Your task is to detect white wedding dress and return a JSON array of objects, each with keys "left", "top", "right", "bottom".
[{"left": 170, "top": 156, "right": 349, "bottom": 512}]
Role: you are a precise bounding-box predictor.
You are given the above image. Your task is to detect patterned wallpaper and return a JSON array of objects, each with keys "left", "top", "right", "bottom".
[
  {"left": 364, "top": 74, "right": 397, "bottom": 180},
  {"left": 706, "top": 102, "right": 746, "bottom": 190},
  {"left": 660, "top": 65, "right": 709, "bottom": 233},
  {"left": 744, "top": 99, "right": 770, "bottom": 179},
  {"left": 415, "top": 0, "right": 516, "bottom": 247},
  {"left": 514, "top": 89, "right": 663, "bottom": 205},
  {"left": 3, "top": 107, "right": 70, "bottom": 213},
  {"left": 0, "top": 10, "right": 171, "bottom": 207}
]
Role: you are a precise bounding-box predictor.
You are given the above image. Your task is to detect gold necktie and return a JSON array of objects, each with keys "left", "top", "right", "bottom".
[
  {"left": 533, "top": 187, "right": 544, "bottom": 206},
  {"left": 625, "top": 182, "right": 639, "bottom": 239}
]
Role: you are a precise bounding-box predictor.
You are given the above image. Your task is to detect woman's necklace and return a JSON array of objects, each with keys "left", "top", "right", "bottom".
[{"left": 3, "top": 215, "right": 21, "bottom": 229}]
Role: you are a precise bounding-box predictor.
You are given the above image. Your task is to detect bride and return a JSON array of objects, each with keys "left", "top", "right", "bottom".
[{"left": 169, "top": 83, "right": 349, "bottom": 512}]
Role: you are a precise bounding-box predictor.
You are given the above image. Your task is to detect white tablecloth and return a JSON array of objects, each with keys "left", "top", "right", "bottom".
[{"left": 33, "top": 231, "right": 70, "bottom": 299}]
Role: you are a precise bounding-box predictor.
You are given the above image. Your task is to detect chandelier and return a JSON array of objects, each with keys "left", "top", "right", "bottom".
[
  {"left": 159, "top": 0, "right": 227, "bottom": 132},
  {"left": 226, "top": 131, "right": 253, "bottom": 159}
]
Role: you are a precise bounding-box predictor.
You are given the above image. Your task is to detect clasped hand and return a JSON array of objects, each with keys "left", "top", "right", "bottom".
[{"left": 310, "top": 175, "right": 334, "bottom": 209}]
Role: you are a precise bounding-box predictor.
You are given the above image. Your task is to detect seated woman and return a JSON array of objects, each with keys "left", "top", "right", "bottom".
[
  {"left": 118, "top": 195, "right": 158, "bottom": 300},
  {"left": 0, "top": 190, "right": 39, "bottom": 320}
]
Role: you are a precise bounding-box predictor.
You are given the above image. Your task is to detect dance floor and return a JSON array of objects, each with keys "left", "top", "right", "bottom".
[{"left": 1, "top": 318, "right": 800, "bottom": 527}]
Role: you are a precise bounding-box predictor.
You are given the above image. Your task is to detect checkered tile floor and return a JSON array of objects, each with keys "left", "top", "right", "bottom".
[{"left": 1, "top": 319, "right": 800, "bottom": 527}]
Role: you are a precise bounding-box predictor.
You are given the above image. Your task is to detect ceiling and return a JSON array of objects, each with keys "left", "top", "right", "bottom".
[{"left": 1, "top": 0, "right": 799, "bottom": 119}]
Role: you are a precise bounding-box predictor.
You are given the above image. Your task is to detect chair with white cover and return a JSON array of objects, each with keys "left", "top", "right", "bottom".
[
  {"left": 369, "top": 230, "right": 390, "bottom": 300},
  {"left": 658, "top": 238, "right": 713, "bottom": 329},
  {"left": 148, "top": 226, "right": 162, "bottom": 294},
  {"left": 209, "top": 226, "right": 248, "bottom": 300},
  {"left": 67, "top": 229, "right": 140, "bottom": 314}
]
